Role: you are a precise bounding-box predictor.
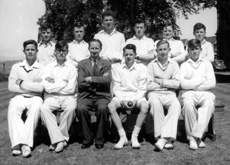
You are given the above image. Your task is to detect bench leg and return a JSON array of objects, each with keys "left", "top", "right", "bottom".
[{"left": 206, "top": 114, "right": 216, "bottom": 141}]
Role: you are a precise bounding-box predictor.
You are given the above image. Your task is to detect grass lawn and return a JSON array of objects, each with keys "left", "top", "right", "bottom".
[{"left": 0, "top": 81, "right": 230, "bottom": 165}]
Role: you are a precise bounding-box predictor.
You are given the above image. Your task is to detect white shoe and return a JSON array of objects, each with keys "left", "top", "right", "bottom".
[
  {"left": 155, "top": 138, "right": 167, "bottom": 151},
  {"left": 12, "top": 150, "right": 21, "bottom": 156},
  {"left": 198, "top": 140, "right": 206, "bottom": 148},
  {"left": 55, "top": 142, "right": 64, "bottom": 153},
  {"left": 189, "top": 138, "right": 198, "bottom": 150},
  {"left": 49, "top": 144, "right": 55, "bottom": 151},
  {"left": 21, "top": 145, "right": 31, "bottom": 158},
  {"left": 164, "top": 142, "right": 174, "bottom": 149},
  {"left": 114, "top": 136, "right": 128, "bottom": 150},
  {"left": 131, "top": 136, "right": 140, "bottom": 149}
]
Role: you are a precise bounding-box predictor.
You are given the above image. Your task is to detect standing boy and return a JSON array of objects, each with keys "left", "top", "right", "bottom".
[
  {"left": 67, "top": 22, "right": 90, "bottom": 67},
  {"left": 193, "top": 22, "right": 214, "bottom": 62},
  {"left": 94, "top": 10, "right": 125, "bottom": 64},
  {"left": 125, "top": 19, "right": 155, "bottom": 66},
  {"left": 37, "top": 24, "right": 56, "bottom": 66}
]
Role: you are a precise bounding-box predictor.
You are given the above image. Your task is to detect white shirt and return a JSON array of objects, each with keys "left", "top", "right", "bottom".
[
  {"left": 155, "top": 38, "right": 186, "bottom": 63},
  {"left": 112, "top": 62, "right": 147, "bottom": 101},
  {"left": 8, "top": 60, "right": 44, "bottom": 97},
  {"left": 37, "top": 41, "right": 56, "bottom": 66},
  {"left": 42, "top": 61, "right": 77, "bottom": 96},
  {"left": 67, "top": 40, "right": 90, "bottom": 67},
  {"left": 200, "top": 39, "right": 214, "bottom": 62},
  {"left": 180, "top": 58, "right": 216, "bottom": 91},
  {"left": 125, "top": 36, "right": 155, "bottom": 56},
  {"left": 94, "top": 29, "right": 125, "bottom": 61}
]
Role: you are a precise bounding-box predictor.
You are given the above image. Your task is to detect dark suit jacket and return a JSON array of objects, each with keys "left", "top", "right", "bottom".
[{"left": 77, "top": 58, "right": 112, "bottom": 100}]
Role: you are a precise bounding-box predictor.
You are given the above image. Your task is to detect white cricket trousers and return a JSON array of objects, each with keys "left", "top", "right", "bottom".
[
  {"left": 8, "top": 95, "right": 42, "bottom": 148},
  {"left": 40, "top": 95, "right": 76, "bottom": 145},
  {"left": 181, "top": 91, "right": 215, "bottom": 140},
  {"left": 148, "top": 92, "right": 181, "bottom": 140}
]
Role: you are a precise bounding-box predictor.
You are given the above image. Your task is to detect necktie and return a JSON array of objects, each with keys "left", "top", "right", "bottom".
[{"left": 92, "top": 61, "right": 98, "bottom": 76}]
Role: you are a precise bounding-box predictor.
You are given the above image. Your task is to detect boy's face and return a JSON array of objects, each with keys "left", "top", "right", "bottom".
[
  {"left": 134, "top": 23, "right": 145, "bottom": 38},
  {"left": 194, "top": 28, "right": 206, "bottom": 42},
  {"left": 73, "top": 26, "right": 85, "bottom": 42},
  {"left": 156, "top": 43, "right": 170, "bottom": 61},
  {"left": 55, "top": 46, "right": 68, "bottom": 61},
  {"left": 163, "top": 25, "right": 174, "bottom": 40},
  {"left": 102, "top": 16, "right": 114, "bottom": 31},
  {"left": 124, "top": 48, "right": 135, "bottom": 66},
  {"left": 41, "top": 29, "right": 52, "bottom": 42},
  {"left": 89, "top": 41, "right": 101, "bottom": 58},
  {"left": 24, "top": 44, "right": 38, "bottom": 61},
  {"left": 188, "top": 46, "right": 201, "bottom": 62}
]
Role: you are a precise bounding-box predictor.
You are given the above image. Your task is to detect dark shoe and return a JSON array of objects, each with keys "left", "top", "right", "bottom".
[
  {"left": 95, "top": 143, "right": 104, "bottom": 149},
  {"left": 81, "top": 142, "right": 93, "bottom": 149}
]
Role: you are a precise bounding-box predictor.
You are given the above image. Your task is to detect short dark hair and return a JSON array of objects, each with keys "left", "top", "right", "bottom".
[
  {"left": 55, "top": 40, "right": 68, "bottom": 50},
  {"left": 187, "top": 39, "right": 201, "bottom": 50},
  {"left": 73, "top": 21, "right": 85, "bottom": 30},
  {"left": 23, "top": 40, "right": 38, "bottom": 50},
  {"left": 156, "top": 40, "right": 170, "bottom": 48},
  {"left": 102, "top": 10, "right": 116, "bottom": 20},
  {"left": 123, "top": 44, "right": 137, "bottom": 54},
  {"left": 40, "top": 24, "right": 52, "bottom": 31},
  {"left": 134, "top": 19, "right": 146, "bottom": 27},
  {"left": 193, "top": 22, "right": 206, "bottom": 33},
  {"left": 163, "top": 22, "right": 174, "bottom": 30},
  {"left": 89, "top": 39, "right": 102, "bottom": 49}
]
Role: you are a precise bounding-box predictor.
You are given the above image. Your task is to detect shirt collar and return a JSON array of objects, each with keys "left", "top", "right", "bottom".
[
  {"left": 201, "top": 39, "right": 206, "bottom": 45},
  {"left": 164, "top": 38, "right": 174, "bottom": 42},
  {"left": 133, "top": 35, "right": 147, "bottom": 40},
  {"left": 20, "top": 60, "right": 40, "bottom": 70},
  {"left": 187, "top": 57, "right": 204, "bottom": 64},
  {"left": 153, "top": 57, "right": 173, "bottom": 64},
  {"left": 53, "top": 60, "right": 69, "bottom": 67},
  {"left": 100, "top": 28, "right": 117, "bottom": 35},
  {"left": 90, "top": 56, "right": 100, "bottom": 63},
  {"left": 39, "top": 41, "right": 54, "bottom": 47},
  {"left": 72, "top": 40, "right": 86, "bottom": 44},
  {"left": 122, "top": 61, "right": 137, "bottom": 70}
]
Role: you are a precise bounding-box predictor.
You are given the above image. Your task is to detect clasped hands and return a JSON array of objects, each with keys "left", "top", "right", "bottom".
[{"left": 122, "top": 99, "right": 138, "bottom": 109}]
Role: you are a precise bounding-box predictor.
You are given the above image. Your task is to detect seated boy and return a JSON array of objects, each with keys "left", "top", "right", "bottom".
[
  {"left": 180, "top": 39, "right": 216, "bottom": 150},
  {"left": 147, "top": 40, "right": 181, "bottom": 151},
  {"left": 108, "top": 44, "right": 149, "bottom": 150}
]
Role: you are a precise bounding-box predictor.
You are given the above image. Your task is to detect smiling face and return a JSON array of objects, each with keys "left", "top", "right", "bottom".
[
  {"left": 188, "top": 46, "right": 201, "bottom": 62},
  {"left": 163, "top": 25, "right": 174, "bottom": 40},
  {"left": 134, "top": 23, "right": 145, "bottom": 39},
  {"left": 89, "top": 41, "right": 102, "bottom": 59},
  {"left": 124, "top": 48, "right": 136, "bottom": 67},
  {"left": 194, "top": 28, "right": 206, "bottom": 42},
  {"left": 24, "top": 44, "right": 38, "bottom": 62},
  {"left": 73, "top": 26, "right": 85, "bottom": 42},
  {"left": 41, "top": 28, "right": 52, "bottom": 43},
  {"left": 156, "top": 42, "right": 170, "bottom": 62},
  {"left": 102, "top": 16, "right": 114, "bottom": 32}
]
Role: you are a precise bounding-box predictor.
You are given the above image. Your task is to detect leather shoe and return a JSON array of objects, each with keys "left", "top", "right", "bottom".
[
  {"left": 81, "top": 142, "right": 93, "bottom": 149},
  {"left": 95, "top": 143, "right": 104, "bottom": 149}
]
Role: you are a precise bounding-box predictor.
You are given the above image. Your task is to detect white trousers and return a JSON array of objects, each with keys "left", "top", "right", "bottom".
[
  {"left": 180, "top": 91, "right": 215, "bottom": 140},
  {"left": 8, "top": 95, "right": 42, "bottom": 148},
  {"left": 40, "top": 95, "right": 76, "bottom": 144},
  {"left": 148, "top": 92, "right": 181, "bottom": 140}
]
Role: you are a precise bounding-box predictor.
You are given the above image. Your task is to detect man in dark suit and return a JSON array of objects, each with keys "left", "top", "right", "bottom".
[{"left": 77, "top": 39, "right": 112, "bottom": 149}]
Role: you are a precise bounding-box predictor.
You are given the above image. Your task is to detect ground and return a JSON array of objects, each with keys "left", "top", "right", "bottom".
[{"left": 0, "top": 80, "right": 230, "bottom": 165}]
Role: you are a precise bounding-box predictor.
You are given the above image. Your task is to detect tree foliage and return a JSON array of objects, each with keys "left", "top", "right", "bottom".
[{"left": 37, "top": 0, "right": 217, "bottom": 42}]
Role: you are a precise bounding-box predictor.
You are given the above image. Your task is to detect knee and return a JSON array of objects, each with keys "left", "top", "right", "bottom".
[
  {"left": 140, "top": 102, "right": 149, "bottom": 114},
  {"left": 182, "top": 99, "right": 194, "bottom": 108},
  {"left": 108, "top": 102, "right": 118, "bottom": 114},
  {"left": 76, "top": 104, "right": 87, "bottom": 115},
  {"left": 97, "top": 105, "right": 108, "bottom": 114}
]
